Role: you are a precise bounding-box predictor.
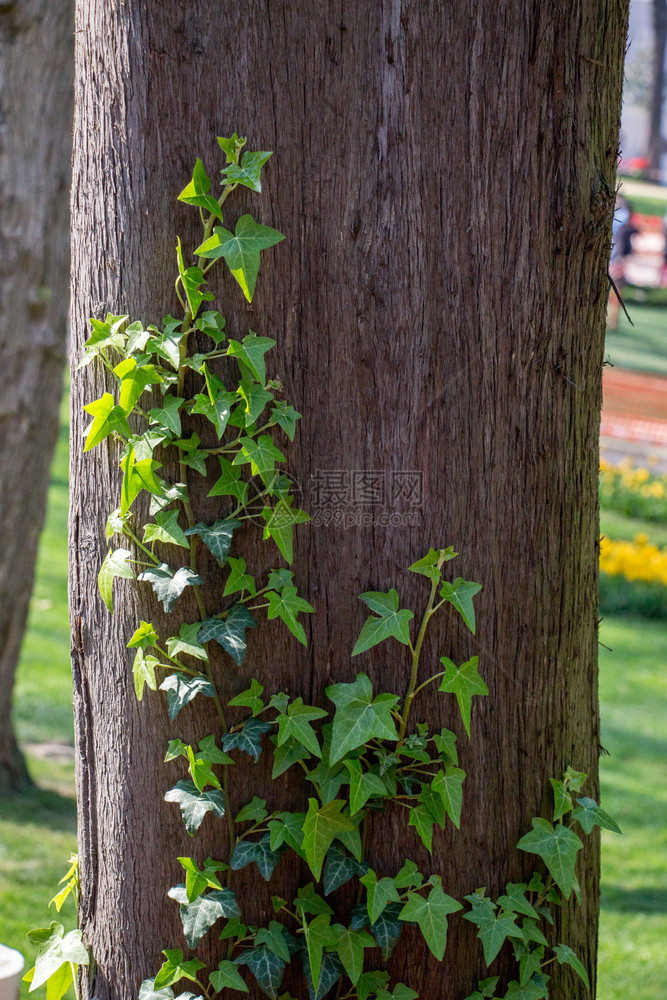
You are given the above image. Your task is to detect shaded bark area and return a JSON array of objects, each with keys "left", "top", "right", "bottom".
[
  {"left": 0, "top": 0, "right": 72, "bottom": 793},
  {"left": 70, "top": 2, "right": 628, "bottom": 997},
  {"left": 648, "top": 0, "right": 667, "bottom": 175}
]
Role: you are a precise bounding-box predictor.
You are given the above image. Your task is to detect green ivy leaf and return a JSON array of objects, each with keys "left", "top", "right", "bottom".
[
  {"left": 119, "top": 448, "right": 163, "bottom": 515},
  {"left": 222, "top": 718, "right": 272, "bottom": 761},
  {"left": 176, "top": 238, "right": 213, "bottom": 320},
  {"left": 352, "top": 589, "right": 414, "bottom": 656},
  {"left": 408, "top": 803, "right": 434, "bottom": 853},
  {"left": 237, "top": 380, "right": 273, "bottom": 426},
  {"left": 114, "top": 357, "right": 163, "bottom": 413},
  {"left": 272, "top": 738, "right": 312, "bottom": 778},
  {"left": 549, "top": 779, "right": 572, "bottom": 822},
  {"left": 407, "top": 546, "right": 456, "bottom": 583},
  {"left": 270, "top": 401, "right": 301, "bottom": 440},
  {"left": 430, "top": 766, "right": 466, "bottom": 829},
  {"left": 330, "top": 925, "right": 375, "bottom": 986},
  {"left": 138, "top": 563, "right": 202, "bottom": 613},
  {"left": 438, "top": 656, "right": 488, "bottom": 737},
  {"left": 80, "top": 313, "right": 128, "bottom": 365},
  {"left": 227, "top": 332, "right": 276, "bottom": 384},
  {"left": 217, "top": 132, "right": 246, "bottom": 165},
  {"left": 176, "top": 857, "right": 227, "bottom": 902},
  {"left": 229, "top": 678, "right": 265, "bottom": 717},
  {"left": 208, "top": 457, "right": 248, "bottom": 505},
  {"left": 178, "top": 158, "right": 223, "bottom": 221},
  {"left": 164, "top": 780, "right": 225, "bottom": 836},
  {"left": 195, "top": 215, "right": 285, "bottom": 302},
  {"left": 302, "top": 798, "right": 354, "bottom": 881},
  {"left": 303, "top": 913, "right": 337, "bottom": 994},
  {"left": 132, "top": 649, "right": 161, "bottom": 700},
  {"left": 224, "top": 557, "right": 257, "bottom": 598},
  {"left": 235, "top": 796, "right": 268, "bottom": 824},
  {"left": 159, "top": 673, "right": 215, "bottom": 720},
  {"left": 254, "top": 922, "right": 292, "bottom": 963},
  {"left": 516, "top": 818, "right": 583, "bottom": 898},
  {"left": 276, "top": 698, "right": 326, "bottom": 757},
  {"left": 222, "top": 150, "right": 273, "bottom": 192},
  {"left": 195, "top": 310, "right": 226, "bottom": 344},
  {"left": 25, "top": 923, "right": 89, "bottom": 991},
  {"left": 571, "top": 796, "right": 622, "bottom": 835},
  {"left": 191, "top": 389, "right": 235, "bottom": 438},
  {"left": 209, "top": 960, "right": 249, "bottom": 994},
  {"left": 326, "top": 673, "right": 400, "bottom": 764},
  {"left": 230, "top": 834, "right": 284, "bottom": 881},
  {"left": 268, "top": 812, "right": 307, "bottom": 857},
  {"left": 127, "top": 620, "right": 159, "bottom": 649},
  {"left": 553, "top": 943, "right": 590, "bottom": 989},
  {"left": 432, "top": 727, "right": 458, "bottom": 765},
  {"left": 98, "top": 547, "right": 134, "bottom": 613},
  {"left": 344, "top": 759, "right": 387, "bottom": 815},
  {"left": 233, "top": 435, "right": 286, "bottom": 483},
  {"left": 148, "top": 396, "right": 184, "bottom": 438},
  {"left": 503, "top": 977, "right": 549, "bottom": 1000},
  {"left": 144, "top": 509, "right": 190, "bottom": 550},
  {"left": 267, "top": 568, "right": 294, "bottom": 592},
  {"left": 198, "top": 604, "right": 257, "bottom": 665},
  {"left": 496, "top": 884, "right": 539, "bottom": 919},
  {"left": 261, "top": 499, "right": 311, "bottom": 564},
  {"left": 234, "top": 946, "right": 286, "bottom": 999},
  {"left": 153, "top": 950, "right": 206, "bottom": 991},
  {"left": 166, "top": 623, "right": 209, "bottom": 662},
  {"left": 356, "top": 971, "right": 391, "bottom": 1000},
  {"left": 184, "top": 518, "right": 239, "bottom": 567},
  {"left": 83, "top": 392, "right": 131, "bottom": 451},
  {"left": 360, "top": 870, "right": 401, "bottom": 924},
  {"left": 266, "top": 587, "right": 314, "bottom": 645},
  {"left": 439, "top": 577, "right": 482, "bottom": 634},
  {"left": 463, "top": 893, "right": 519, "bottom": 964},
  {"left": 399, "top": 886, "right": 461, "bottom": 960}
]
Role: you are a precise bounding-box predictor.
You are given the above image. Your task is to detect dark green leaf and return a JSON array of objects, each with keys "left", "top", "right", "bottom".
[
  {"left": 439, "top": 577, "right": 482, "bottom": 634},
  {"left": 276, "top": 698, "right": 326, "bottom": 756},
  {"left": 185, "top": 518, "right": 239, "bottom": 567},
  {"left": 344, "top": 759, "right": 387, "bottom": 815},
  {"left": 302, "top": 950, "right": 343, "bottom": 1000},
  {"left": 158, "top": 673, "right": 215, "bottom": 721},
  {"left": 164, "top": 780, "right": 225, "bottom": 835},
  {"left": 254, "top": 922, "right": 292, "bottom": 963},
  {"left": 198, "top": 604, "right": 257, "bottom": 665},
  {"left": 408, "top": 803, "right": 434, "bottom": 853},
  {"left": 224, "top": 557, "right": 257, "bottom": 598},
  {"left": 179, "top": 889, "right": 241, "bottom": 948},
  {"left": 360, "top": 870, "right": 401, "bottom": 924},
  {"left": 272, "top": 737, "right": 312, "bottom": 778},
  {"left": 270, "top": 401, "right": 301, "bottom": 440},
  {"left": 229, "top": 678, "right": 265, "bottom": 717},
  {"left": 398, "top": 886, "right": 461, "bottom": 961},
  {"left": 503, "top": 976, "right": 549, "bottom": 1000},
  {"left": 222, "top": 718, "right": 272, "bottom": 761},
  {"left": 322, "top": 844, "right": 368, "bottom": 895},
  {"left": 138, "top": 564, "right": 203, "bottom": 613},
  {"left": 234, "top": 946, "right": 286, "bottom": 999},
  {"left": 431, "top": 766, "right": 466, "bottom": 829},
  {"left": 230, "top": 834, "right": 284, "bottom": 881},
  {"left": 407, "top": 546, "right": 455, "bottom": 583}
]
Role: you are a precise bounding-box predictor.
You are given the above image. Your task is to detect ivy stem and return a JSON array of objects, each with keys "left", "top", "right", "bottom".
[
  {"left": 398, "top": 559, "right": 446, "bottom": 741},
  {"left": 152, "top": 646, "right": 201, "bottom": 676},
  {"left": 123, "top": 525, "right": 160, "bottom": 565},
  {"left": 410, "top": 670, "right": 447, "bottom": 699}
]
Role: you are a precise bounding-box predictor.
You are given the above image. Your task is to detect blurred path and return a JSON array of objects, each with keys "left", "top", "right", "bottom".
[{"left": 602, "top": 367, "right": 667, "bottom": 471}]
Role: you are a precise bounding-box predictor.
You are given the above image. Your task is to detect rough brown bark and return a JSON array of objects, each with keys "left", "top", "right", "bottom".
[
  {"left": 70, "top": 3, "right": 628, "bottom": 998},
  {"left": 0, "top": 0, "right": 72, "bottom": 793},
  {"left": 648, "top": 0, "right": 667, "bottom": 175}
]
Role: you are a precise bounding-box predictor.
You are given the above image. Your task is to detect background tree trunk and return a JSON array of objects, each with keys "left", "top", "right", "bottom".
[
  {"left": 0, "top": 0, "right": 72, "bottom": 794},
  {"left": 648, "top": 0, "right": 667, "bottom": 176},
  {"left": 70, "top": 3, "right": 628, "bottom": 997}
]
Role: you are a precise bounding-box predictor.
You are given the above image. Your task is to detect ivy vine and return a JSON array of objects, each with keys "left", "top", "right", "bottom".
[{"left": 26, "top": 136, "right": 620, "bottom": 1000}]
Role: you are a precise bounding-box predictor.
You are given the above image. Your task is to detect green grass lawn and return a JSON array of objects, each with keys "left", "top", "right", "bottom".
[
  {"left": 1, "top": 380, "right": 666, "bottom": 999},
  {"left": 605, "top": 299, "right": 667, "bottom": 375}
]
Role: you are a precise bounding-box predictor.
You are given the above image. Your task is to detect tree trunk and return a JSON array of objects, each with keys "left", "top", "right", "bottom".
[
  {"left": 648, "top": 0, "right": 667, "bottom": 177},
  {"left": 0, "top": 0, "right": 72, "bottom": 794},
  {"left": 70, "top": 3, "right": 628, "bottom": 998}
]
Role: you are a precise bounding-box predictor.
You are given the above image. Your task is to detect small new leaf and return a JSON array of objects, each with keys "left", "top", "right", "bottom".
[
  {"left": 352, "top": 589, "right": 413, "bottom": 656},
  {"left": 439, "top": 577, "right": 482, "bottom": 634}
]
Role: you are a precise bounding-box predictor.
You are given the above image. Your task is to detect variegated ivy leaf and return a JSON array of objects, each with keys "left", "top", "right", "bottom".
[
  {"left": 138, "top": 564, "right": 202, "bottom": 613},
  {"left": 98, "top": 548, "right": 134, "bottom": 613}
]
